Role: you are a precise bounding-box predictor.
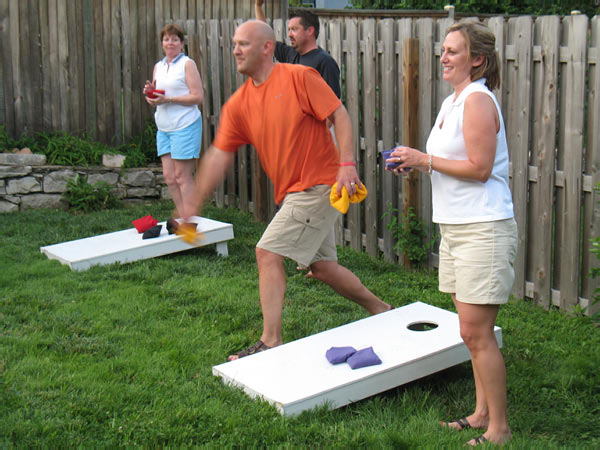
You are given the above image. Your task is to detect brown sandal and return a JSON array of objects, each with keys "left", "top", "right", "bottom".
[{"left": 228, "top": 340, "right": 272, "bottom": 360}]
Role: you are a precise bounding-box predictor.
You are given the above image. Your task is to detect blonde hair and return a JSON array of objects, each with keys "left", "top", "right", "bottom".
[{"left": 447, "top": 20, "right": 501, "bottom": 90}]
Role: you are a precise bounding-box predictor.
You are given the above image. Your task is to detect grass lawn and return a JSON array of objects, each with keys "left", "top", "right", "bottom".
[{"left": 1, "top": 201, "right": 599, "bottom": 447}]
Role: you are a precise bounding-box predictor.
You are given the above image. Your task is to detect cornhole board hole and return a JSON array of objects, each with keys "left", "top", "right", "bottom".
[
  {"left": 40, "top": 216, "right": 234, "bottom": 271},
  {"left": 213, "top": 301, "right": 502, "bottom": 416}
]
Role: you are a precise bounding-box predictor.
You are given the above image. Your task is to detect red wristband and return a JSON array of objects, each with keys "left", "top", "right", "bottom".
[{"left": 339, "top": 162, "right": 356, "bottom": 167}]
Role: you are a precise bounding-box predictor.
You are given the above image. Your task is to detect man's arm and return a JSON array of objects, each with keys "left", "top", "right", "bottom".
[
  {"left": 328, "top": 104, "right": 361, "bottom": 195},
  {"left": 255, "top": 0, "right": 267, "bottom": 22},
  {"left": 184, "top": 145, "right": 235, "bottom": 219}
]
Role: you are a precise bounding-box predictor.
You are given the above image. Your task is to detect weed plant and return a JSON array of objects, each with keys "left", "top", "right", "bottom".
[
  {"left": 384, "top": 204, "right": 436, "bottom": 267},
  {"left": 63, "top": 174, "right": 121, "bottom": 213},
  {"left": 0, "top": 202, "right": 599, "bottom": 447}
]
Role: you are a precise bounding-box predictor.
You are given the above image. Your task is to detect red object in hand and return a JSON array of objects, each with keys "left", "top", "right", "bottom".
[
  {"left": 132, "top": 215, "right": 158, "bottom": 233},
  {"left": 146, "top": 89, "right": 165, "bottom": 99}
]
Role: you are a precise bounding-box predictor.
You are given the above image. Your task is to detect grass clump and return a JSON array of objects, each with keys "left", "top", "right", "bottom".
[{"left": 0, "top": 201, "right": 599, "bottom": 447}]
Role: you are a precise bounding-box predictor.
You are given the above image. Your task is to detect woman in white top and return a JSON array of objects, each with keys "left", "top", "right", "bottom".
[
  {"left": 144, "top": 24, "right": 203, "bottom": 222},
  {"left": 388, "top": 20, "right": 516, "bottom": 446}
]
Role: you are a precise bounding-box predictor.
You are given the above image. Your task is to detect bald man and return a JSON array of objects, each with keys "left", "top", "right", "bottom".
[{"left": 187, "top": 20, "right": 392, "bottom": 361}]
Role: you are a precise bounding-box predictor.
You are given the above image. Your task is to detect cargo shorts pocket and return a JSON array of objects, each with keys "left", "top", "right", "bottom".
[{"left": 283, "top": 206, "right": 326, "bottom": 247}]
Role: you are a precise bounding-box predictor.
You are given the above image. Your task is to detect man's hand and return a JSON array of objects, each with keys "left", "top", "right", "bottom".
[
  {"left": 255, "top": 0, "right": 266, "bottom": 22},
  {"left": 336, "top": 165, "right": 362, "bottom": 196}
]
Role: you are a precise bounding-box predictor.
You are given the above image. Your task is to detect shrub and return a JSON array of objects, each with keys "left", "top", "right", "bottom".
[
  {"left": 384, "top": 204, "right": 435, "bottom": 267},
  {"left": 119, "top": 120, "right": 160, "bottom": 168},
  {"left": 63, "top": 174, "right": 121, "bottom": 213}
]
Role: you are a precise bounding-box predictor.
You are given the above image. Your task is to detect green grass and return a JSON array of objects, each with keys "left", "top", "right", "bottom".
[{"left": 1, "top": 201, "right": 599, "bottom": 447}]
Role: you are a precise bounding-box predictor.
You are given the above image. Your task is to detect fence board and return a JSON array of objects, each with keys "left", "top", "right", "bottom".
[
  {"left": 208, "top": 19, "right": 225, "bottom": 208},
  {"left": 380, "top": 18, "right": 397, "bottom": 262},
  {"left": 18, "top": 0, "right": 34, "bottom": 134},
  {"left": 583, "top": 16, "right": 600, "bottom": 316},
  {"left": 559, "top": 14, "right": 587, "bottom": 310},
  {"left": 93, "top": 0, "right": 107, "bottom": 141},
  {"left": 362, "top": 19, "right": 378, "bottom": 256},
  {"left": 28, "top": 0, "right": 43, "bottom": 132},
  {"left": 487, "top": 17, "right": 505, "bottom": 105},
  {"left": 0, "top": 0, "right": 15, "bottom": 135},
  {"left": 82, "top": 0, "right": 96, "bottom": 140},
  {"left": 527, "top": 16, "right": 559, "bottom": 309},
  {"left": 343, "top": 18, "right": 361, "bottom": 250},
  {"left": 415, "top": 18, "right": 434, "bottom": 268},
  {"left": 10, "top": 0, "right": 24, "bottom": 134},
  {"left": 130, "top": 1, "right": 142, "bottom": 136},
  {"left": 221, "top": 19, "right": 237, "bottom": 208},
  {"left": 120, "top": 0, "right": 132, "bottom": 139},
  {"left": 74, "top": 0, "right": 86, "bottom": 134},
  {"left": 56, "top": 0, "right": 70, "bottom": 132},
  {"left": 328, "top": 19, "right": 345, "bottom": 246},
  {"left": 137, "top": 0, "right": 151, "bottom": 134},
  {"left": 38, "top": 0, "right": 51, "bottom": 131},
  {"left": 111, "top": 0, "right": 123, "bottom": 145},
  {"left": 196, "top": 20, "right": 211, "bottom": 155},
  {"left": 505, "top": 16, "right": 532, "bottom": 300},
  {"left": 47, "top": 0, "right": 60, "bottom": 130}
]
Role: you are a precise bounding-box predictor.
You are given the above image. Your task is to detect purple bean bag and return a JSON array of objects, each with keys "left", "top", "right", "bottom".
[
  {"left": 347, "top": 347, "right": 382, "bottom": 369},
  {"left": 380, "top": 149, "right": 400, "bottom": 170},
  {"left": 325, "top": 346, "right": 357, "bottom": 364}
]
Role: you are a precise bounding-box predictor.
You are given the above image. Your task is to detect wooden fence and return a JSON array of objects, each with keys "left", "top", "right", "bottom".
[
  {"left": 0, "top": 0, "right": 287, "bottom": 143},
  {"left": 0, "top": 3, "right": 598, "bottom": 316}
]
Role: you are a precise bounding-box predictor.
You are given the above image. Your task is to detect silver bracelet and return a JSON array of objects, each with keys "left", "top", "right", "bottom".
[{"left": 428, "top": 155, "right": 433, "bottom": 175}]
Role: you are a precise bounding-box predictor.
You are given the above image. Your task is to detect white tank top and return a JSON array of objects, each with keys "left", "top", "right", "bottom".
[
  {"left": 154, "top": 53, "right": 201, "bottom": 132},
  {"left": 426, "top": 78, "right": 514, "bottom": 224}
]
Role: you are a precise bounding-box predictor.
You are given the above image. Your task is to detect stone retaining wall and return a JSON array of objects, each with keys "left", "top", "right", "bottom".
[{"left": 0, "top": 153, "right": 169, "bottom": 213}]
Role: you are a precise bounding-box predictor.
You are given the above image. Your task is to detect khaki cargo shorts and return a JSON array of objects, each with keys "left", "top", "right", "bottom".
[{"left": 257, "top": 185, "right": 340, "bottom": 267}]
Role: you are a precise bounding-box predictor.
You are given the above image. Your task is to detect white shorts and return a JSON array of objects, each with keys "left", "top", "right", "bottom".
[{"left": 438, "top": 218, "right": 518, "bottom": 304}]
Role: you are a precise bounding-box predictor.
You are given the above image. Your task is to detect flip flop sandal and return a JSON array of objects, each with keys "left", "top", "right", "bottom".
[
  {"left": 441, "top": 417, "right": 472, "bottom": 431},
  {"left": 166, "top": 218, "right": 178, "bottom": 235},
  {"left": 467, "top": 434, "right": 488, "bottom": 446},
  {"left": 229, "top": 340, "right": 272, "bottom": 360}
]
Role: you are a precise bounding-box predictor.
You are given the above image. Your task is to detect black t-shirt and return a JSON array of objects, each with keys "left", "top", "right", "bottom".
[{"left": 275, "top": 42, "right": 341, "bottom": 98}]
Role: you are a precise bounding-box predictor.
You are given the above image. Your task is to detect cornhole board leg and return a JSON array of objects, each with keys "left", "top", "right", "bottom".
[
  {"left": 40, "top": 216, "right": 234, "bottom": 271},
  {"left": 213, "top": 302, "right": 502, "bottom": 416},
  {"left": 215, "top": 241, "right": 229, "bottom": 257}
]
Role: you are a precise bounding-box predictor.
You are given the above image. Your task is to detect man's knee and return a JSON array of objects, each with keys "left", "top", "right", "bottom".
[
  {"left": 309, "top": 260, "right": 337, "bottom": 280},
  {"left": 256, "top": 247, "right": 282, "bottom": 267}
]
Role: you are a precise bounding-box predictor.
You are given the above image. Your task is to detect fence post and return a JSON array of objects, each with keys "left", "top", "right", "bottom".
[{"left": 401, "top": 38, "right": 419, "bottom": 269}]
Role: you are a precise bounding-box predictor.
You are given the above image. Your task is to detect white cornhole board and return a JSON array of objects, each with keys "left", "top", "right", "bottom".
[
  {"left": 40, "top": 216, "right": 234, "bottom": 271},
  {"left": 213, "top": 301, "right": 501, "bottom": 416}
]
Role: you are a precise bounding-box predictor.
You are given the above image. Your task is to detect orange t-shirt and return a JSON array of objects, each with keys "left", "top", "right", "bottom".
[{"left": 213, "top": 63, "right": 341, "bottom": 204}]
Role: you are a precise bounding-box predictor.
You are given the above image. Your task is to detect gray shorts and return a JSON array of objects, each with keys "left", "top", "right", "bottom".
[
  {"left": 257, "top": 185, "right": 340, "bottom": 267},
  {"left": 438, "top": 218, "right": 518, "bottom": 304}
]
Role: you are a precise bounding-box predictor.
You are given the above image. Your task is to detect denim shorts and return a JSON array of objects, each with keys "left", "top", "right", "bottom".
[{"left": 156, "top": 117, "right": 202, "bottom": 160}]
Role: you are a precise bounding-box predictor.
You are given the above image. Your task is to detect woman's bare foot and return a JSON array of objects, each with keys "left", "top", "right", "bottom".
[
  {"left": 466, "top": 430, "right": 512, "bottom": 446},
  {"left": 439, "top": 414, "right": 488, "bottom": 431}
]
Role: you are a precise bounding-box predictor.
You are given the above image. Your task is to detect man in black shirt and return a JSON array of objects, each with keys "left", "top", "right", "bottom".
[{"left": 255, "top": 0, "right": 341, "bottom": 98}]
